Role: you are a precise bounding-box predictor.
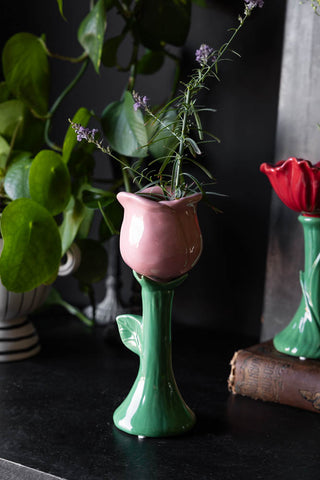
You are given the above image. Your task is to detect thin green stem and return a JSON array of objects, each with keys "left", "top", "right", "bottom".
[{"left": 45, "top": 58, "right": 89, "bottom": 151}]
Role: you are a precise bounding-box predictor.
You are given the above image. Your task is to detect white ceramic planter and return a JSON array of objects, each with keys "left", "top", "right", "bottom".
[{"left": 0, "top": 242, "right": 81, "bottom": 362}]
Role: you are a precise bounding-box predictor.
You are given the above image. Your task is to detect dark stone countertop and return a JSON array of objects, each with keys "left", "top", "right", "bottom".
[{"left": 0, "top": 308, "right": 319, "bottom": 480}]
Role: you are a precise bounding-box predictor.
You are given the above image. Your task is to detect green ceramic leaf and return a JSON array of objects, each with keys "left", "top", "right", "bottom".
[
  {"left": 2, "top": 33, "right": 49, "bottom": 117},
  {"left": 59, "top": 197, "right": 86, "bottom": 255},
  {"left": 101, "top": 91, "right": 148, "bottom": 157},
  {"left": 116, "top": 314, "right": 143, "bottom": 356},
  {"left": 29, "top": 150, "right": 71, "bottom": 216},
  {"left": 137, "top": 50, "right": 164, "bottom": 75},
  {"left": 136, "top": 0, "right": 191, "bottom": 49},
  {"left": 4, "top": 155, "right": 33, "bottom": 200},
  {"left": 101, "top": 34, "right": 125, "bottom": 67},
  {"left": 62, "top": 107, "right": 93, "bottom": 164},
  {"left": 0, "top": 198, "right": 61, "bottom": 292},
  {"left": 77, "top": 0, "right": 107, "bottom": 73},
  {"left": 73, "top": 238, "right": 108, "bottom": 284}
]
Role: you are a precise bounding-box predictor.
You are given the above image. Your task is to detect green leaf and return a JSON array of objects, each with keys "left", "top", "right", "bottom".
[
  {"left": 68, "top": 144, "right": 96, "bottom": 180},
  {"left": 77, "top": 207, "right": 95, "bottom": 239},
  {"left": 116, "top": 314, "right": 142, "bottom": 356},
  {"left": 99, "top": 199, "right": 123, "bottom": 241},
  {"left": 73, "top": 238, "right": 108, "bottom": 284},
  {"left": 147, "top": 109, "right": 177, "bottom": 159},
  {"left": 4, "top": 155, "right": 33, "bottom": 200},
  {"left": 81, "top": 187, "right": 115, "bottom": 209},
  {"left": 0, "top": 100, "right": 44, "bottom": 153},
  {"left": 59, "top": 197, "right": 86, "bottom": 255},
  {"left": 0, "top": 82, "right": 11, "bottom": 103},
  {"left": 0, "top": 198, "right": 61, "bottom": 292},
  {"left": 56, "top": 0, "right": 66, "bottom": 20},
  {"left": 101, "top": 91, "right": 148, "bottom": 157},
  {"left": 78, "top": 0, "right": 107, "bottom": 73},
  {"left": 62, "top": 107, "right": 93, "bottom": 163},
  {"left": 2, "top": 33, "right": 49, "bottom": 117},
  {"left": 0, "top": 135, "right": 10, "bottom": 170},
  {"left": 186, "top": 137, "right": 202, "bottom": 156},
  {"left": 29, "top": 150, "right": 71, "bottom": 216},
  {"left": 0, "top": 99, "right": 24, "bottom": 140},
  {"left": 137, "top": 49, "right": 165, "bottom": 75},
  {"left": 136, "top": 0, "right": 191, "bottom": 49},
  {"left": 101, "top": 34, "right": 125, "bottom": 67}
]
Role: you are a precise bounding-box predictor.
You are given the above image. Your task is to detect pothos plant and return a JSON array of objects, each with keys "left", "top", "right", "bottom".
[{"left": 0, "top": 0, "right": 205, "bottom": 318}]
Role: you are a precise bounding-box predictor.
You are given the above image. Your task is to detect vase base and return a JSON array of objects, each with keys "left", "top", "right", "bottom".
[
  {"left": 0, "top": 317, "right": 41, "bottom": 362},
  {"left": 113, "top": 406, "right": 196, "bottom": 438}
]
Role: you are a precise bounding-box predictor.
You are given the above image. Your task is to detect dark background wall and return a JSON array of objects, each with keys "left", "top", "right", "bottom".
[{"left": 0, "top": 0, "right": 286, "bottom": 337}]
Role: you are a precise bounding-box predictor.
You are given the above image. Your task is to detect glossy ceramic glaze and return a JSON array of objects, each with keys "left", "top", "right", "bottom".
[
  {"left": 113, "top": 272, "right": 196, "bottom": 437},
  {"left": 261, "top": 157, "right": 320, "bottom": 358},
  {"left": 273, "top": 216, "right": 320, "bottom": 359},
  {"left": 117, "top": 187, "right": 203, "bottom": 281},
  {"left": 0, "top": 241, "right": 81, "bottom": 362},
  {"left": 260, "top": 157, "right": 320, "bottom": 216}
]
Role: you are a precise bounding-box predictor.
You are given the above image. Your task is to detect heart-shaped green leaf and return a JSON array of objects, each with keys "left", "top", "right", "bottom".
[
  {"left": 0, "top": 198, "right": 61, "bottom": 292},
  {"left": 0, "top": 82, "right": 11, "bottom": 103},
  {"left": 0, "top": 99, "right": 24, "bottom": 140},
  {"left": 2, "top": 33, "right": 49, "bottom": 117},
  {"left": 136, "top": 0, "right": 191, "bottom": 49},
  {"left": 78, "top": 0, "right": 107, "bottom": 73},
  {"left": 146, "top": 108, "right": 178, "bottom": 159},
  {"left": 101, "top": 91, "right": 148, "bottom": 157},
  {"left": 62, "top": 107, "right": 93, "bottom": 164},
  {"left": 0, "top": 135, "right": 10, "bottom": 170},
  {"left": 101, "top": 34, "right": 125, "bottom": 67},
  {"left": 59, "top": 197, "right": 86, "bottom": 254},
  {"left": 0, "top": 100, "right": 44, "bottom": 152},
  {"left": 137, "top": 50, "right": 164, "bottom": 75},
  {"left": 4, "top": 154, "right": 33, "bottom": 200},
  {"left": 29, "top": 150, "right": 71, "bottom": 215}
]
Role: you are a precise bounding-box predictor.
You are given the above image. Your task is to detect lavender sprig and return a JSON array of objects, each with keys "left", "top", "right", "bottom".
[
  {"left": 244, "top": 0, "right": 264, "bottom": 13},
  {"left": 70, "top": 121, "right": 99, "bottom": 143},
  {"left": 195, "top": 44, "right": 215, "bottom": 67},
  {"left": 132, "top": 91, "right": 149, "bottom": 112}
]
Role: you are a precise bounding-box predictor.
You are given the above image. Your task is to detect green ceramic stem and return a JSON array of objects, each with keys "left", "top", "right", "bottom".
[
  {"left": 113, "top": 272, "right": 196, "bottom": 437},
  {"left": 274, "top": 215, "right": 320, "bottom": 358}
]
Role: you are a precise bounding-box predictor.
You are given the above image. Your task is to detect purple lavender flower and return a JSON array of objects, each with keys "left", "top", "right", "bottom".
[
  {"left": 244, "top": 0, "right": 264, "bottom": 9},
  {"left": 195, "top": 44, "right": 215, "bottom": 67},
  {"left": 70, "top": 121, "right": 98, "bottom": 143},
  {"left": 132, "top": 91, "right": 149, "bottom": 111}
]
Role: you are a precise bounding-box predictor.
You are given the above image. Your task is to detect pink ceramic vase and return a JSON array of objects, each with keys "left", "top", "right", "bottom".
[{"left": 117, "top": 187, "right": 203, "bottom": 281}]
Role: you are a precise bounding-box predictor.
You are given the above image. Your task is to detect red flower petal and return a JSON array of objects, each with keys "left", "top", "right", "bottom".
[{"left": 260, "top": 157, "right": 320, "bottom": 216}]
